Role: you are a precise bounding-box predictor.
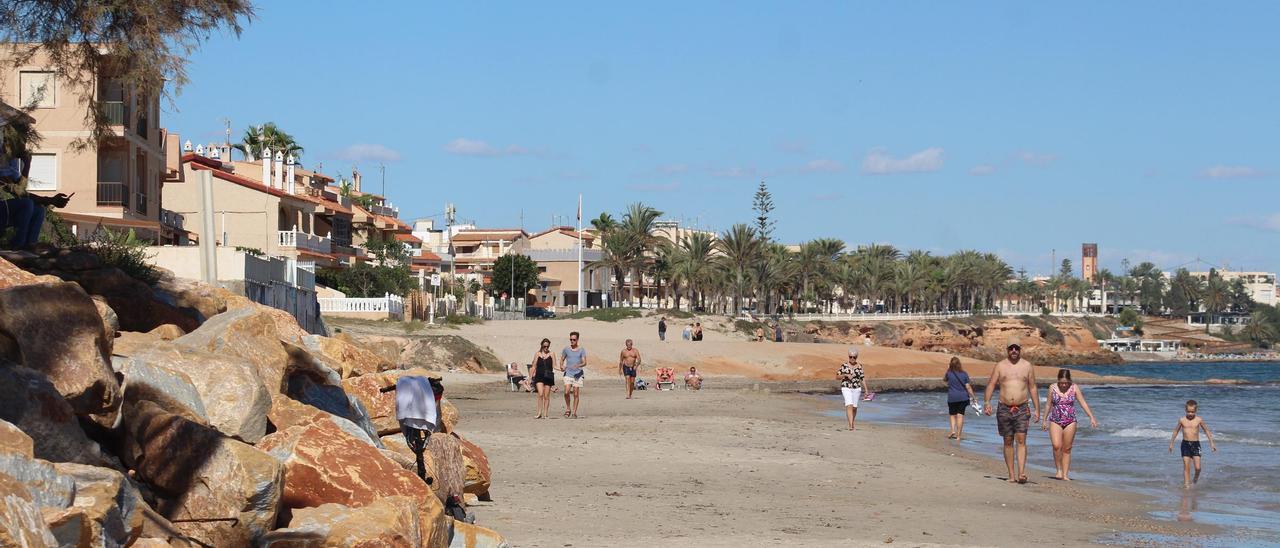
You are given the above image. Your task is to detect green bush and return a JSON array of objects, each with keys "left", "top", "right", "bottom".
[
  {"left": 84, "top": 227, "right": 160, "bottom": 285},
  {"left": 654, "top": 308, "right": 695, "bottom": 319},
  {"left": 1118, "top": 308, "right": 1143, "bottom": 334},
  {"left": 560, "top": 308, "right": 641, "bottom": 322}
]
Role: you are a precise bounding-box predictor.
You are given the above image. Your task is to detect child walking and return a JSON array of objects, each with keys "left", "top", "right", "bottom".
[{"left": 1168, "top": 399, "right": 1217, "bottom": 488}]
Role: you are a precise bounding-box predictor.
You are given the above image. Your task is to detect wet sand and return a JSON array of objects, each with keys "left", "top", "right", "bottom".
[{"left": 446, "top": 373, "right": 1211, "bottom": 547}]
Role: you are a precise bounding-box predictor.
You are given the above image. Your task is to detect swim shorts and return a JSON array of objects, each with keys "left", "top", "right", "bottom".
[
  {"left": 564, "top": 373, "right": 584, "bottom": 388},
  {"left": 622, "top": 366, "right": 636, "bottom": 377},
  {"left": 948, "top": 400, "right": 970, "bottom": 416},
  {"left": 1180, "top": 440, "right": 1202, "bottom": 458},
  {"left": 996, "top": 402, "right": 1030, "bottom": 437}
]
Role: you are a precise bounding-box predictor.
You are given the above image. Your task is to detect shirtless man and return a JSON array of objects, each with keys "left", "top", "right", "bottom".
[
  {"left": 983, "top": 343, "right": 1040, "bottom": 484},
  {"left": 618, "top": 339, "right": 641, "bottom": 399}
]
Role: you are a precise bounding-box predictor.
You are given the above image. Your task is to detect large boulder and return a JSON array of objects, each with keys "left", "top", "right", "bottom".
[
  {"left": 122, "top": 401, "right": 282, "bottom": 546},
  {"left": 45, "top": 463, "right": 145, "bottom": 547},
  {"left": 0, "top": 365, "right": 113, "bottom": 466},
  {"left": 92, "top": 296, "right": 120, "bottom": 340},
  {"left": 130, "top": 343, "right": 269, "bottom": 443},
  {"left": 281, "top": 347, "right": 380, "bottom": 443},
  {"left": 267, "top": 393, "right": 381, "bottom": 448},
  {"left": 54, "top": 266, "right": 199, "bottom": 333},
  {"left": 427, "top": 434, "right": 467, "bottom": 506},
  {"left": 112, "top": 330, "right": 166, "bottom": 358},
  {"left": 257, "top": 416, "right": 447, "bottom": 541},
  {"left": 0, "top": 255, "right": 61, "bottom": 289},
  {"left": 302, "top": 334, "right": 395, "bottom": 378},
  {"left": 260, "top": 496, "right": 427, "bottom": 547},
  {"left": 440, "top": 397, "right": 460, "bottom": 433},
  {"left": 176, "top": 306, "right": 291, "bottom": 394},
  {"left": 0, "top": 281, "right": 120, "bottom": 419},
  {"left": 0, "top": 419, "right": 33, "bottom": 458},
  {"left": 154, "top": 277, "right": 230, "bottom": 324},
  {"left": 449, "top": 521, "right": 512, "bottom": 548},
  {"left": 457, "top": 434, "right": 492, "bottom": 499},
  {"left": 0, "top": 472, "right": 58, "bottom": 547},
  {"left": 115, "top": 351, "right": 210, "bottom": 425}
]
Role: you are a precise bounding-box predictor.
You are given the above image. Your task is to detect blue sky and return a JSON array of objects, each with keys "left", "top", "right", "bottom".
[{"left": 167, "top": 1, "right": 1280, "bottom": 276}]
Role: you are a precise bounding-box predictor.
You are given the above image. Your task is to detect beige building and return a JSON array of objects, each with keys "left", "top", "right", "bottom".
[
  {"left": 523, "top": 226, "right": 606, "bottom": 307},
  {"left": 2, "top": 48, "right": 183, "bottom": 242},
  {"left": 451, "top": 228, "right": 528, "bottom": 284},
  {"left": 1190, "top": 270, "right": 1277, "bottom": 306},
  {"left": 163, "top": 148, "right": 358, "bottom": 268}
]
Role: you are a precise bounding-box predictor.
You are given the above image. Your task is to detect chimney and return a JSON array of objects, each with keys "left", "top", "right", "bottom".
[
  {"left": 286, "top": 154, "right": 296, "bottom": 194},
  {"left": 183, "top": 140, "right": 193, "bottom": 152},
  {"left": 273, "top": 151, "right": 284, "bottom": 189},
  {"left": 353, "top": 168, "right": 362, "bottom": 193},
  {"left": 209, "top": 145, "right": 221, "bottom": 160},
  {"left": 261, "top": 146, "right": 272, "bottom": 186},
  {"left": 194, "top": 143, "right": 205, "bottom": 156}
]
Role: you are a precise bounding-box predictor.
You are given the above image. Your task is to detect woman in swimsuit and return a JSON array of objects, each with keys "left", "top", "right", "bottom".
[
  {"left": 1041, "top": 369, "right": 1098, "bottom": 480},
  {"left": 531, "top": 338, "right": 556, "bottom": 418}
]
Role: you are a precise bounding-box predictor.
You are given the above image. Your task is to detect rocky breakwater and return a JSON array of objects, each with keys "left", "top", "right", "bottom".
[
  {"left": 804, "top": 315, "right": 1123, "bottom": 366},
  {"left": 0, "top": 254, "right": 509, "bottom": 547}
]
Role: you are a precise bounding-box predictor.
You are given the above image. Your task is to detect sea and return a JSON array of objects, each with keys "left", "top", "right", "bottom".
[{"left": 826, "top": 361, "right": 1280, "bottom": 547}]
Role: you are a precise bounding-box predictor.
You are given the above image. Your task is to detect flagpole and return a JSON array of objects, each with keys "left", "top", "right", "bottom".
[{"left": 577, "top": 194, "right": 585, "bottom": 311}]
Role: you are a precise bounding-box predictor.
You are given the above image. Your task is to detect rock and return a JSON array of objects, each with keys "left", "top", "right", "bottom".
[
  {"left": 440, "top": 397, "right": 460, "bottom": 433},
  {"left": 50, "top": 249, "right": 102, "bottom": 271},
  {"left": 176, "top": 306, "right": 291, "bottom": 394},
  {"left": 427, "top": 433, "right": 466, "bottom": 506},
  {"left": 342, "top": 369, "right": 439, "bottom": 435},
  {"left": 260, "top": 496, "right": 424, "bottom": 547},
  {"left": 0, "top": 451, "right": 76, "bottom": 511},
  {"left": 267, "top": 393, "right": 381, "bottom": 448},
  {"left": 45, "top": 463, "right": 144, "bottom": 547},
  {"left": 113, "top": 330, "right": 165, "bottom": 357},
  {"left": 302, "top": 334, "right": 395, "bottom": 378},
  {"left": 154, "top": 278, "right": 229, "bottom": 324},
  {"left": 149, "top": 324, "right": 186, "bottom": 340},
  {"left": 122, "top": 401, "right": 282, "bottom": 547},
  {"left": 258, "top": 305, "right": 309, "bottom": 345},
  {"left": 130, "top": 343, "right": 269, "bottom": 443},
  {"left": 0, "top": 282, "right": 121, "bottom": 419},
  {"left": 0, "top": 365, "right": 113, "bottom": 466},
  {"left": 116, "top": 351, "right": 210, "bottom": 425},
  {"left": 0, "top": 419, "right": 33, "bottom": 458},
  {"left": 381, "top": 434, "right": 438, "bottom": 480},
  {"left": 380, "top": 448, "right": 417, "bottom": 473},
  {"left": 457, "top": 434, "right": 492, "bottom": 499},
  {"left": 0, "top": 472, "right": 59, "bottom": 547},
  {"left": 92, "top": 296, "right": 120, "bottom": 339},
  {"left": 56, "top": 267, "right": 200, "bottom": 333},
  {"left": 257, "top": 416, "right": 448, "bottom": 544},
  {"left": 282, "top": 348, "right": 379, "bottom": 443},
  {"left": 449, "top": 521, "right": 512, "bottom": 548},
  {"left": 0, "top": 256, "right": 61, "bottom": 289}
]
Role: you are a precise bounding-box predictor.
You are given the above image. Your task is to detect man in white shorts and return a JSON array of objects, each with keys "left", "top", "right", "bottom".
[
  {"left": 837, "top": 347, "right": 869, "bottom": 430},
  {"left": 560, "top": 331, "right": 587, "bottom": 418}
]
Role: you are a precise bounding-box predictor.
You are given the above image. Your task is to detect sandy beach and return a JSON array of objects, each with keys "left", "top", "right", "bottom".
[{"left": 444, "top": 372, "right": 1209, "bottom": 547}]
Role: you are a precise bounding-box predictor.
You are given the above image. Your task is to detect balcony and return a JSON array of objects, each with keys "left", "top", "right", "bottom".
[
  {"left": 96, "top": 182, "right": 126, "bottom": 206},
  {"left": 160, "top": 209, "right": 185, "bottom": 230},
  {"left": 134, "top": 192, "right": 147, "bottom": 214},
  {"left": 99, "top": 101, "right": 126, "bottom": 126},
  {"left": 278, "top": 230, "right": 331, "bottom": 254}
]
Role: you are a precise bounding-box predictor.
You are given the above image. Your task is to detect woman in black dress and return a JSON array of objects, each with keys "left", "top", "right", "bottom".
[{"left": 531, "top": 338, "right": 556, "bottom": 418}]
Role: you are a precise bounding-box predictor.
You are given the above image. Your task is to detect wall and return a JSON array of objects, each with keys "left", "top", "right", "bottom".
[{"left": 165, "top": 166, "right": 279, "bottom": 253}]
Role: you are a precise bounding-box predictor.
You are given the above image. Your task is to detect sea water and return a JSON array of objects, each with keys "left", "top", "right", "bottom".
[{"left": 827, "top": 362, "right": 1280, "bottom": 546}]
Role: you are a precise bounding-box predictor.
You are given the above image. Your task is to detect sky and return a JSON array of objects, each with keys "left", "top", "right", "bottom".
[{"left": 166, "top": 1, "right": 1280, "bottom": 277}]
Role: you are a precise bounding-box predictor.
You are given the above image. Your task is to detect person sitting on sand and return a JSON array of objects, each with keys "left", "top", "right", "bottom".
[
  {"left": 682, "top": 323, "right": 693, "bottom": 341},
  {"left": 692, "top": 322, "right": 704, "bottom": 341},
  {"left": 944, "top": 357, "right": 976, "bottom": 440},
  {"left": 983, "top": 343, "right": 1040, "bottom": 484},
  {"left": 1169, "top": 399, "right": 1217, "bottom": 488},
  {"left": 684, "top": 367, "right": 703, "bottom": 390},
  {"left": 1041, "top": 369, "right": 1099, "bottom": 481},
  {"left": 838, "top": 347, "right": 868, "bottom": 430}
]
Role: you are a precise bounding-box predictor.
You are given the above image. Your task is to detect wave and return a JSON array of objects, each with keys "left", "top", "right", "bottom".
[{"left": 1107, "top": 427, "right": 1277, "bottom": 447}]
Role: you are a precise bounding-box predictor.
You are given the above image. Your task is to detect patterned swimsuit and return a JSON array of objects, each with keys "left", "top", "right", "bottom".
[{"left": 1048, "top": 385, "right": 1077, "bottom": 427}]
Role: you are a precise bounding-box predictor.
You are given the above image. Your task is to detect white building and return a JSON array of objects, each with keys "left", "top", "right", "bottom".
[{"left": 1189, "top": 270, "right": 1276, "bottom": 306}]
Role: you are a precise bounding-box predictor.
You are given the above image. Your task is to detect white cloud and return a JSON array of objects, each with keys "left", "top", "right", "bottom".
[
  {"left": 969, "top": 164, "right": 997, "bottom": 176},
  {"left": 860, "top": 147, "right": 944, "bottom": 175},
  {"left": 1016, "top": 151, "right": 1058, "bottom": 166},
  {"left": 332, "top": 143, "right": 402, "bottom": 163},
  {"left": 1199, "top": 165, "right": 1266, "bottom": 179},
  {"left": 443, "top": 138, "right": 534, "bottom": 157},
  {"left": 710, "top": 166, "right": 758, "bottom": 178},
  {"left": 1228, "top": 213, "right": 1280, "bottom": 232},
  {"left": 799, "top": 159, "right": 846, "bottom": 174}
]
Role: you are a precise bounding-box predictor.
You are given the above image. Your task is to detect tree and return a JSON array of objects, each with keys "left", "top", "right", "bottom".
[
  {"left": 1059, "top": 259, "right": 1073, "bottom": 279},
  {"left": 489, "top": 254, "right": 540, "bottom": 302},
  {"left": 233, "top": 122, "right": 304, "bottom": 161},
  {"left": 715, "top": 224, "right": 761, "bottom": 314},
  {"left": 1239, "top": 311, "right": 1277, "bottom": 347},
  {"left": 1118, "top": 308, "right": 1142, "bottom": 333},
  {"left": 1, "top": 1, "right": 254, "bottom": 147},
  {"left": 1228, "top": 278, "right": 1254, "bottom": 313},
  {"left": 589, "top": 212, "right": 618, "bottom": 234},
  {"left": 752, "top": 181, "right": 775, "bottom": 242}
]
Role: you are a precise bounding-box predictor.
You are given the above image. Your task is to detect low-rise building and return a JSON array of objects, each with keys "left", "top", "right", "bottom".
[
  {"left": 450, "top": 228, "right": 528, "bottom": 284},
  {"left": 523, "top": 226, "right": 606, "bottom": 307},
  {"left": 1189, "top": 270, "right": 1276, "bottom": 307}
]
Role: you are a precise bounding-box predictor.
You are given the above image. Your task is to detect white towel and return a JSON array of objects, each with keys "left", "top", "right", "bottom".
[{"left": 395, "top": 375, "right": 439, "bottom": 430}]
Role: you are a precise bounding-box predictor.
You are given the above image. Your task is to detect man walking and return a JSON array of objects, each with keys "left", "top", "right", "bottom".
[
  {"left": 560, "top": 331, "right": 587, "bottom": 418},
  {"left": 619, "top": 338, "right": 641, "bottom": 399},
  {"left": 658, "top": 317, "right": 667, "bottom": 342},
  {"left": 983, "top": 343, "right": 1040, "bottom": 484}
]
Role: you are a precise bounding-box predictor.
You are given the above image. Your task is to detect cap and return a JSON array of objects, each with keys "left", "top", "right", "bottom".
[
  {"left": 1007, "top": 342, "right": 1022, "bottom": 350},
  {"left": 848, "top": 347, "right": 860, "bottom": 358}
]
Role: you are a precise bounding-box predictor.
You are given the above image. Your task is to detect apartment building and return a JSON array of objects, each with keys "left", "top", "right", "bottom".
[
  {"left": 2, "top": 48, "right": 183, "bottom": 242},
  {"left": 1190, "top": 270, "right": 1277, "bottom": 307},
  {"left": 523, "top": 226, "right": 606, "bottom": 307},
  {"left": 450, "top": 228, "right": 528, "bottom": 284}
]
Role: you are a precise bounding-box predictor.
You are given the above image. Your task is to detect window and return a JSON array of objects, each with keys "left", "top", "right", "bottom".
[
  {"left": 27, "top": 154, "right": 57, "bottom": 191},
  {"left": 19, "top": 72, "right": 56, "bottom": 108}
]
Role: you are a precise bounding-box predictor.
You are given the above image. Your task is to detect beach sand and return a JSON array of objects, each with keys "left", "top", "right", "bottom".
[{"left": 446, "top": 373, "right": 1209, "bottom": 547}]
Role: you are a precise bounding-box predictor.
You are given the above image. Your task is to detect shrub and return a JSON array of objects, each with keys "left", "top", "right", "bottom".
[
  {"left": 84, "top": 227, "right": 160, "bottom": 285},
  {"left": 1018, "top": 314, "right": 1064, "bottom": 345},
  {"left": 560, "top": 308, "right": 641, "bottom": 322},
  {"left": 654, "top": 308, "right": 695, "bottom": 319},
  {"left": 445, "top": 314, "right": 483, "bottom": 326}
]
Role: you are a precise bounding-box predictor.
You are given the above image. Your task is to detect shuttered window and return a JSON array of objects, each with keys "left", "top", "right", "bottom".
[{"left": 27, "top": 154, "right": 57, "bottom": 191}]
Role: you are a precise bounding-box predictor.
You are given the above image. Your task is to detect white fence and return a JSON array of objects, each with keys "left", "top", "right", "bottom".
[
  {"left": 319, "top": 293, "right": 405, "bottom": 321},
  {"left": 278, "top": 230, "right": 332, "bottom": 254}
]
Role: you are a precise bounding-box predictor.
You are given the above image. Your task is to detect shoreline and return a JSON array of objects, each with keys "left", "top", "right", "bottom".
[{"left": 444, "top": 373, "right": 1212, "bottom": 547}]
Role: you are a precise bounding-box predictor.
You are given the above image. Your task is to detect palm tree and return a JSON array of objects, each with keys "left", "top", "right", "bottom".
[
  {"left": 590, "top": 212, "right": 619, "bottom": 235},
  {"left": 674, "top": 232, "right": 716, "bottom": 311},
  {"left": 587, "top": 230, "right": 638, "bottom": 304},
  {"left": 1240, "top": 311, "right": 1277, "bottom": 347},
  {"left": 619, "top": 203, "right": 663, "bottom": 305},
  {"left": 234, "top": 122, "right": 304, "bottom": 161},
  {"left": 715, "top": 224, "right": 762, "bottom": 314}
]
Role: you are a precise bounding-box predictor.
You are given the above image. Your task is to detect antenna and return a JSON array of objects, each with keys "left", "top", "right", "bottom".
[{"left": 379, "top": 163, "right": 386, "bottom": 197}]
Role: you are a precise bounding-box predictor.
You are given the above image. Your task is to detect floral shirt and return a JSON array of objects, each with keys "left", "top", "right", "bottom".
[{"left": 838, "top": 362, "right": 864, "bottom": 390}]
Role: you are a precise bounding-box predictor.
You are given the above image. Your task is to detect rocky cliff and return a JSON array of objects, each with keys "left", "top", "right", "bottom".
[
  {"left": 0, "top": 251, "right": 509, "bottom": 547},
  {"left": 800, "top": 315, "right": 1123, "bottom": 366}
]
